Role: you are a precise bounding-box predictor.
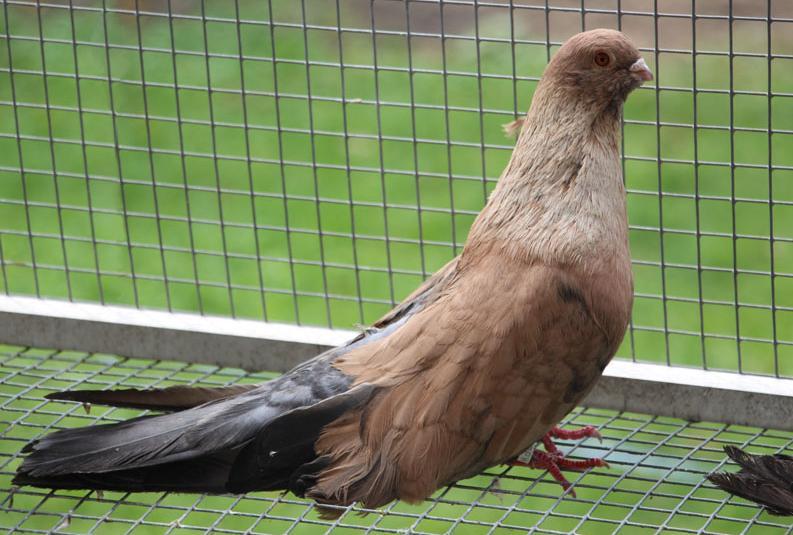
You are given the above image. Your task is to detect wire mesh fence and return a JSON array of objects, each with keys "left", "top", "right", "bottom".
[
  {"left": 3, "top": 3, "right": 793, "bottom": 531},
  {"left": 2, "top": 343, "right": 793, "bottom": 535},
  {"left": 0, "top": 0, "right": 792, "bottom": 376}
]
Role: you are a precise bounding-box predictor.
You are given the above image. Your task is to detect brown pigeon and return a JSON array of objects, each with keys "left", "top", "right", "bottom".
[
  {"left": 14, "top": 29, "right": 651, "bottom": 514},
  {"left": 708, "top": 446, "right": 793, "bottom": 515}
]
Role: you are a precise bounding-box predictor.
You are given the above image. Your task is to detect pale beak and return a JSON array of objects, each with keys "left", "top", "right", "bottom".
[{"left": 629, "top": 57, "right": 653, "bottom": 82}]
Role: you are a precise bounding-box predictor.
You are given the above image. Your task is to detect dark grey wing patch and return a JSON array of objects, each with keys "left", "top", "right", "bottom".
[{"left": 227, "top": 384, "right": 377, "bottom": 493}]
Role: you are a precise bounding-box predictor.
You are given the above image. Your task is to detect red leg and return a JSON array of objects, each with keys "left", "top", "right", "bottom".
[
  {"left": 509, "top": 425, "right": 607, "bottom": 497},
  {"left": 554, "top": 456, "right": 609, "bottom": 470},
  {"left": 548, "top": 424, "right": 602, "bottom": 441},
  {"left": 515, "top": 449, "right": 576, "bottom": 497},
  {"left": 541, "top": 434, "right": 559, "bottom": 454}
]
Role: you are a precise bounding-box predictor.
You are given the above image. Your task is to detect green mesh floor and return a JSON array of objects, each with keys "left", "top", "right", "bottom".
[{"left": 1, "top": 344, "right": 793, "bottom": 535}]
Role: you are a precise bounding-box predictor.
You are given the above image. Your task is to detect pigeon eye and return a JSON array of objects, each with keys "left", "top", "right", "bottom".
[{"left": 594, "top": 51, "right": 611, "bottom": 67}]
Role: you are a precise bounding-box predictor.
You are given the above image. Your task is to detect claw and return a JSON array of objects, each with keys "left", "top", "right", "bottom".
[
  {"left": 512, "top": 449, "right": 577, "bottom": 497},
  {"left": 509, "top": 424, "right": 607, "bottom": 497}
]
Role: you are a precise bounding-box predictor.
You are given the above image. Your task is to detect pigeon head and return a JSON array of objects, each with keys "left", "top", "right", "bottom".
[{"left": 544, "top": 29, "right": 652, "bottom": 108}]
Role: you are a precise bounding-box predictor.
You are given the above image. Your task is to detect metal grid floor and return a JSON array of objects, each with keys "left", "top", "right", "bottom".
[{"left": 1, "top": 345, "right": 793, "bottom": 535}]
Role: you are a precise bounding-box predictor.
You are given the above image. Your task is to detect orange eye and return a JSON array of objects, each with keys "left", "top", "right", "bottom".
[{"left": 594, "top": 51, "right": 610, "bottom": 67}]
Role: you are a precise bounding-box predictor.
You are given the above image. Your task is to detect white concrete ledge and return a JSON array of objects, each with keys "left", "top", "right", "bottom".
[
  {"left": 586, "top": 360, "right": 793, "bottom": 431},
  {"left": 0, "top": 295, "right": 355, "bottom": 373},
  {"left": 2, "top": 295, "right": 793, "bottom": 430}
]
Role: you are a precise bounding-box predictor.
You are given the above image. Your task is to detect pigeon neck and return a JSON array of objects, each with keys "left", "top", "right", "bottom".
[
  {"left": 519, "top": 83, "right": 623, "bottom": 151},
  {"left": 464, "top": 89, "right": 628, "bottom": 269}
]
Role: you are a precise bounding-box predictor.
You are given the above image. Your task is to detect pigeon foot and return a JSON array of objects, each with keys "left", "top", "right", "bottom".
[{"left": 509, "top": 425, "right": 608, "bottom": 497}]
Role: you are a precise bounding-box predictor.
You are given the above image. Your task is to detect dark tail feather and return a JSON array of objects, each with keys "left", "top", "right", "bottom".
[
  {"left": 17, "top": 388, "right": 280, "bottom": 479},
  {"left": 707, "top": 446, "right": 793, "bottom": 515},
  {"left": 15, "top": 382, "right": 375, "bottom": 497},
  {"left": 13, "top": 452, "right": 237, "bottom": 494},
  {"left": 723, "top": 445, "right": 793, "bottom": 487},
  {"left": 46, "top": 384, "right": 259, "bottom": 412}
]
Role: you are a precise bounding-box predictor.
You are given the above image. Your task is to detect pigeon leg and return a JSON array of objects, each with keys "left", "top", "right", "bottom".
[
  {"left": 547, "top": 424, "right": 602, "bottom": 442},
  {"left": 516, "top": 448, "right": 576, "bottom": 496},
  {"left": 509, "top": 426, "right": 608, "bottom": 497},
  {"left": 539, "top": 429, "right": 609, "bottom": 470}
]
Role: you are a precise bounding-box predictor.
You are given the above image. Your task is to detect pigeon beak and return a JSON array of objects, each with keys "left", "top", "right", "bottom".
[{"left": 629, "top": 57, "right": 653, "bottom": 83}]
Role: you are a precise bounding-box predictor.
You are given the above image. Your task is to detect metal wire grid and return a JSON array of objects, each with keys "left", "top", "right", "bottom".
[
  {"left": 0, "top": 344, "right": 791, "bottom": 535},
  {"left": 0, "top": 0, "right": 792, "bottom": 374}
]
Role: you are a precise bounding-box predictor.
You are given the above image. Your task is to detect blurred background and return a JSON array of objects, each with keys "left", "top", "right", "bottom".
[
  {"left": 1, "top": 0, "right": 792, "bottom": 376},
  {"left": 4, "top": 2, "right": 793, "bottom": 533}
]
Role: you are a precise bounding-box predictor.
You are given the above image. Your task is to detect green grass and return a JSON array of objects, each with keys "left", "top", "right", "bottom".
[{"left": 1, "top": 2, "right": 793, "bottom": 375}]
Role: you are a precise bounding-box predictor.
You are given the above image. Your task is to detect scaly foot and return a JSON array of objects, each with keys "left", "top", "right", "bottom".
[{"left": 510, "top": 425, "right": 608, "bottom": 497}]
